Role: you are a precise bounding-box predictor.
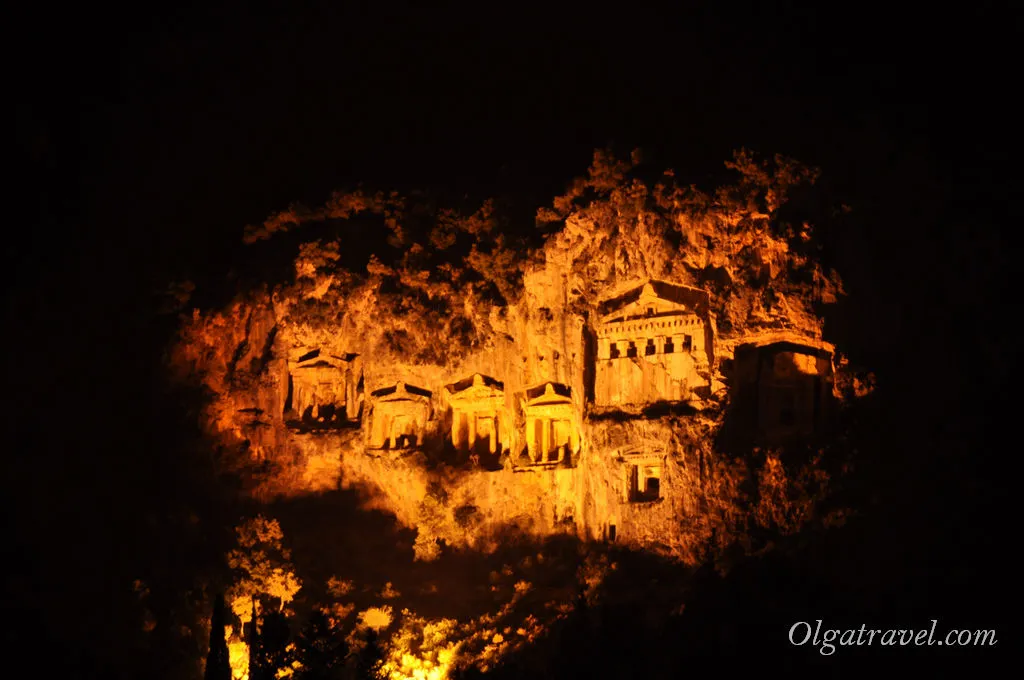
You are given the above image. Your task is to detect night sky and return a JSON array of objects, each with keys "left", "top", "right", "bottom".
[{"left": 6, "top": 2, "right": 1016, "bottom": 677}]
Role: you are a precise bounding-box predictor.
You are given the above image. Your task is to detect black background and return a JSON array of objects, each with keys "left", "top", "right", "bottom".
[{"left": 5, "top": 2, "right": 1017, "bottom": 676}]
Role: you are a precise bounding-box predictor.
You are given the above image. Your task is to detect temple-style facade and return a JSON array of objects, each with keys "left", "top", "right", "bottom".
[
  {"left": 445, "top": 374, "right": 507, "bottom": 456},
  {"left": 519, "top": 382, "right": 578, "bottom": 466},
  {"left": 299, "top": 279, "right": 830, "bottom": 507},
  {"left": 286, "top": 349, "right": 363, "bottom": 424},
  {"left": 367, "top": 382, "right": 433, "bottom": 450},
  {"left": 594, "top": 281, "right": 711, "bottom": 408},
  {"left": 615, "top": 446, "right": 666, "bottom": 503}
]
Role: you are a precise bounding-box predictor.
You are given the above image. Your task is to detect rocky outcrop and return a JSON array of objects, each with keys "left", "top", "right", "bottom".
[{"left": 170, "top": 149, "right": 861, "bottom": 565}]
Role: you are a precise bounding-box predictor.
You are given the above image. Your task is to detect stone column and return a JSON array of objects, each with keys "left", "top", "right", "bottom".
[
  {"left": 468, "top": 412, "right": 476, "bottom": 450},
  {"left": 451, "top": 411, "right": 461, "bottom": 448},
  {"left": 345, "top": 373, "right": 356, "bottom": 421},
  {"left": 488, "top": 413, "right": 497, "bottom": 454},
  {"left": 692, "top": 323, "right": 708, "bottom": 364},
  {"left": 598, "top": 337, "right": 610, "bottom": 360},
  {"left": 526, "top": 416, "right": 536, "bottom": 461},
  {"left": 541, "top": 418, "right": 550, "bottom": 461},
  {"left": 371, "top": 410, "right": 383, "bottom": 447}
]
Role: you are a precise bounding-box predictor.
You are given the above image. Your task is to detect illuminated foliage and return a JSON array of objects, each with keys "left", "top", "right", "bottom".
[
  {"left": 226, "top": 627, "right": 250, "bottom": 680},
  {"left": 227, "top": 516, "right": 302, "bottom": 624},
  {"left": 167, "top": 147, "right": 868, "bottom": 677},
  {"left": 380, "top": 612, "right": 460, "bottom": 680},
  {"left": 357, "top": 607, "right": 394, "bottom": 633}
]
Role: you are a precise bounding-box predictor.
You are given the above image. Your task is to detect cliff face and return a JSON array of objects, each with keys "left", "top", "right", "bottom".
[{"left": 171, "top": 149, "right": 862, "bottom": 568}]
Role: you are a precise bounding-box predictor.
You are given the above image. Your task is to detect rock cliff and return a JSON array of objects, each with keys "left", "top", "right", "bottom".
[
  {"left": 171, "top": 149, "right": 861, "bottom": 565},
  {"left": 170, "top": 149, "right": 870, "bottom": 676}
]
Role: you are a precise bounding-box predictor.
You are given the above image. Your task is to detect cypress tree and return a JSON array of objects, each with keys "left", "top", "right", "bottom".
[{"left": 204, "top": 592, "right": 232, "bottom": 680}]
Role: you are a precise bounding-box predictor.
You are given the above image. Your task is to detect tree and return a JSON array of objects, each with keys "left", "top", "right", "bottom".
[
  {"left": 294, "top": 610, "right": 348, "bottom": 680},
  {"left": 227, "top": 515, "right": 302, "bottom": 630},
  {"left": 222, "top": 516, "right": 301, "bottom": 680},
  {"left": 204, "top": 592, "right": 232, "bottom": 680},
  {"left": 353, "top": 628, "right": 384, "bottom": 680},
  {"left": 249, "top": 609, "right": 294, "bottom": 680}
]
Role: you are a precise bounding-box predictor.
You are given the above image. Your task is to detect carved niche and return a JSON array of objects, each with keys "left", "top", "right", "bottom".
[
  {"left": 731, "top": 339, "right": 834, "bottom": 442},
  {"left": 444, "top": 374, "right": 507, "bottom": 457},
  {"left": 755, "top": 342, "right": 833, "bottom": 440},
  {"left": 594, "top": 280, "right": 712, "bottom": 407},
  {"left": 286, "top": 349, "right": 363, "bottom": 425},
  {"left": 519, "top": 382, "right": 578, "bottom": 466},
  {"left": 367, "top": 382, "right": 433, "bottom": 450},
  {"left": 615, "top": 446, "right": 666, "bottom": 504}
]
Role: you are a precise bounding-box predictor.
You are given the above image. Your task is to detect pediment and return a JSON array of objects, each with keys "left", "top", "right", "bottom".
[
  {"left": 371, "top": 381, "right": 432, "bottom": 401},
  {"left": 614, "top": 445, "right": 667, "bottom": 464},
  {"left": 523, "top": 382, "right": 573, "bottom": 407},
  {"left": 446, "top": 374, "right": 505, "bottom": 400},
  {"left": 290, "top": 348, "right": 358, "bottom": 370},
  {"left": 599, "top": 281, "right": 708, "bottom": 324},
  {"left": 600, "top": 297, "right": 690, "bottom": 324}
]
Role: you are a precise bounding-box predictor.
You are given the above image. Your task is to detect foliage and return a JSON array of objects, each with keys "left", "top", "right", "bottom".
[
  {"left": 356, "top": 607, "right": 393, "bottom": 633},
  {"left": 293, "top": 610, "right": 348, "bottom": 680},
  {"left": 249, "top": 609, "right": 296, "bottom": 680},
  {"left": 227, "top": 516, "right": 302, "bottom": 625},
  {"left": 167, "top": 148, "right": 859, "bottom": 677},
  {"left": 353, "top": 628, "right": 385, "bottom": 680},
  {"left": 379, "top": 612, "right": 460, "bottom": 680}
]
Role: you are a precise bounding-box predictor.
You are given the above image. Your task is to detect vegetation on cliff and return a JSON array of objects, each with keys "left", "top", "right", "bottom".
[{"left": 167, "top": 148, "right": 868, "bottom": 679}]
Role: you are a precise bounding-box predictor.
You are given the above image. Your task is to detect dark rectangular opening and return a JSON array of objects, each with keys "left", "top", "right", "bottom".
[
  {"left": 682, "top": 335, "right": 692, "bottom": 351},
  {"left": 646, "top": 477, "right": 660, "bottom": 498},
  {"left": 645, "top": 339, "right": 656, "bottom": 355},
  {"left": 628, "top": 464, "right": 661, "bottom": 502},
  {"left": 780, "top": 393, "right": 795, "bottom": 425},
  {"left": 664, "top": 338, "right": 675, "bottom": 354},
  {"left": 609, "top": 343, "right": 620, "bottom": 359},
  {"left": 626, "top": 342, "right": 637, "bottom": 358},
  {"left": 776, "top": 385, "right": 796, "bottom": 427}
]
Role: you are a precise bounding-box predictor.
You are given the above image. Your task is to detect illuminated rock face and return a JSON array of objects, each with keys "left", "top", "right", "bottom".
[
  {"left": 367, "top": 382, "right": 433, "bottom": 450},
  {"left": 174, "top": 152, "right": 859, "bottom": 563},
  {"left": 519, "top": 382, "right": 578, "bottom": 466},
  {"left": 444, "top": 374, "right": 507, "bottom": 460},
  {"left": 286, "top": 349, "right": 363, "bottom": 425},
  {"left": 594, "top": 282, "right": 711, "bottom": 408}
]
